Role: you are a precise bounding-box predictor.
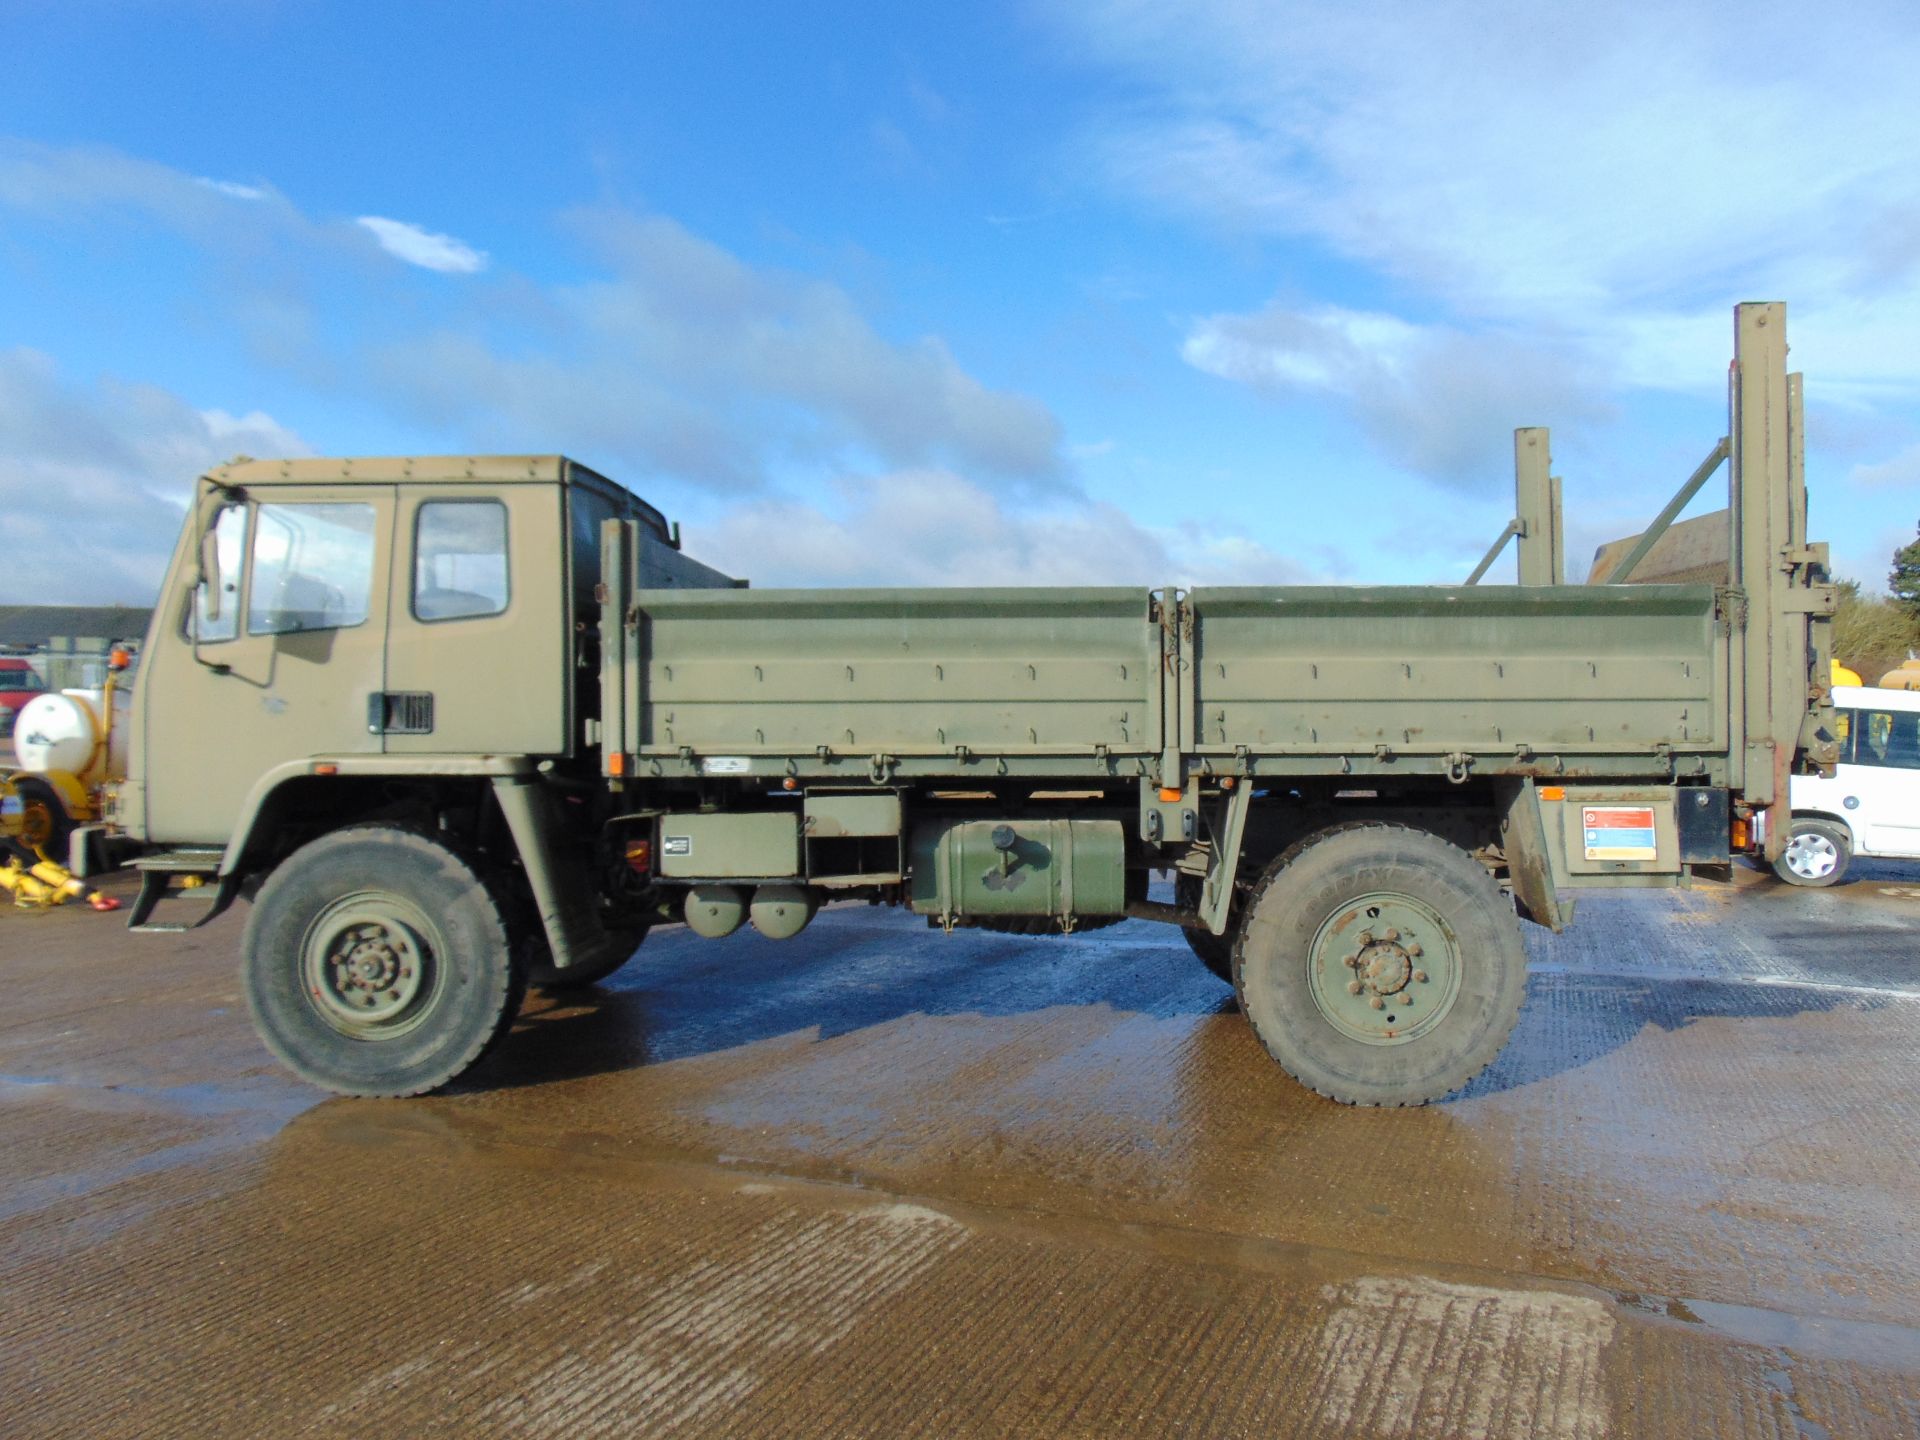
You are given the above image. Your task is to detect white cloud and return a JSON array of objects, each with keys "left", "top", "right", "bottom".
[
  {"left": 1053, "top": 2, "right": 1920, "bottom": 313},
  {"left": 355, "top": 215, "right": 488, "bottom": 274},
  {"left": 1850, "top": 443, "right": 1920, "bottom": 491},
  {"left": 369, "top": 208, "right": 1064, "bottom": 488},
  {"left": 695, "top": 469, "right": 1322, "bottom": 588},
  {"left": 1046, "top": 0, "right": 1920, "bottom": 411},
  {"left": 0, "top": 138, "right": 289, "bottom": 234},
  {"left": 0, "top": 349, "right": 310, "bottom": 605},
  {"left": 195, "top": 177, "right": 266, "bottom": 201},
  {"left": 1182, "top": 302, "right": 1608, "bottom": 488}
]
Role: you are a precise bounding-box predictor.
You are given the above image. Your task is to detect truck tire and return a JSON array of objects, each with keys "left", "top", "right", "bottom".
[
  {"left": 242, "top": 826, "right": 524, "bottom": 1097},
  {"left": 10, "top": 776, "right": 72, "bottom": 860},
  {"left": 1771, "top": 817, "right": 1851, "bottom": 887},
  {"left": 1232, "top": 824, "right": 1527, "bottom": 1106},
  {"left": 1173, "top": 873, "right": 1234, "bottom": 982}
]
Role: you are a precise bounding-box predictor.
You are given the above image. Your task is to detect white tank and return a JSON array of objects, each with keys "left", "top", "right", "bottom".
[{"left": 12, "top": 689, "right": 120, "bottom": 780}]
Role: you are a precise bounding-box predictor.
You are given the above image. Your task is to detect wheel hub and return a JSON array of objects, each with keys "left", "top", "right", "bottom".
[
  {"left": 1361, "top": 945, "right": 1411, "bottom": 995},
  {"left": 1784, "top": 832, "right": 1836, "bottom": 879},
  {"left": 301, "top": 899, "right": 437, "bottom": 1035},
  {"left": 19, "top": 802, "right": 53, "bottom": 850},
  {"left": 1311, "top": 896, "right": 1461, "bottom": 1045}
]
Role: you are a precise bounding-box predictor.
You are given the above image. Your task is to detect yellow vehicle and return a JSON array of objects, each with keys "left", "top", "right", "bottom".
[
  {"left": 1881, "top": 659, "right": 1920, "bottom": 691},
  {"left": 3, "top": 647, "right": 132, "bottom": 868}
]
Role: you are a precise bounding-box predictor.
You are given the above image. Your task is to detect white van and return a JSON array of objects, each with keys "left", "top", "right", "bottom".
[{"left": 1774, "top": 685, "right": 1920, "bottom": 884}]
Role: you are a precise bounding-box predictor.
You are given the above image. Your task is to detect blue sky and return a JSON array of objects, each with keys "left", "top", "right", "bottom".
[{"left": 2, "top": 0, "right": 1917, "bottom": 603}]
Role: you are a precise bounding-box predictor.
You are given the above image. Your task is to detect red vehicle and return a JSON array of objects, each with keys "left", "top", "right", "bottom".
[{"left": 0, "top": 658, "right": 48, "bottom": 741}]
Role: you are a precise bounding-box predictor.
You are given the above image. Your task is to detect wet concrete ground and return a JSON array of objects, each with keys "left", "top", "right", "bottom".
[{"left": 2, "top": 863, "right": 1918, "bottom": 1439}]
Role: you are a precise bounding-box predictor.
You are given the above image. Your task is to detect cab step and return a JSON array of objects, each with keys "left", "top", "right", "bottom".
[{"left": 127, "top": 850, "right": 241, "bottom": 933}]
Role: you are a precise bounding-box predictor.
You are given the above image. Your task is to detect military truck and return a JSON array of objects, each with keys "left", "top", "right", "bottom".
[{"left": 106, "top": 303, "right": 1835, "bottom": 1105}]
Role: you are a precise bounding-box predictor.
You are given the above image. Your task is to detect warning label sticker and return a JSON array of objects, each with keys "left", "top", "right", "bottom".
[{"left": 1582, "top": 806, "right": 1657, "bottom": 861}]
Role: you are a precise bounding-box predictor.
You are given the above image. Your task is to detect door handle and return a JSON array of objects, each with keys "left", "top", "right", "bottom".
[{"left": 367, "top": 692, "right": 435, "bottom": 736}]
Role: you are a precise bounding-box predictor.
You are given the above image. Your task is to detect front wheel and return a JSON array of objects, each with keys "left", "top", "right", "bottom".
[
  {"left": 1233, "top": 824, "right": 1527, "bottom": 1106},
  {"left": 242, "top": 826, "right": 524, "bottom": 1097},
  {"left": 1772, "top": 817, "right": 1851, "bottom": 887},
  {"left": 10, "top": 776, "right": 73, "bottom": 860}
]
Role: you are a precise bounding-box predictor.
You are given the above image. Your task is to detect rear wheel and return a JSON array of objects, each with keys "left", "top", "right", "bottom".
[
  {"left": 1772, "top": 817, "right": 1851, "bottom": 887},
  {"left": 242, "top": 826, "right": 523, "bottom": 1097},
  {"left": 1233, "top": 824, "right": 1527, "bottom": 1106}
]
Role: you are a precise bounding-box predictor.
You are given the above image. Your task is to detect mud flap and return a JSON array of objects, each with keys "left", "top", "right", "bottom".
[
  {"left": 490, "top": 776, "right": 628, "bottom": 973},
  {"left": 1495, "top": 778, "right": 1571, "bottom": 933}
]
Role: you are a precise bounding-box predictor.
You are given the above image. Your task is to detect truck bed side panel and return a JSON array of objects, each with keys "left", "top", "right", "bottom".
[
  {"left": 1189, "top": 584, "right": 1720, "bottom": 756},
  {"left": 625, "top": 587, "right": 1159, "bottom": 757},
  {"left": 611, "top": 580, "right": 1723, "bottom": 774}
]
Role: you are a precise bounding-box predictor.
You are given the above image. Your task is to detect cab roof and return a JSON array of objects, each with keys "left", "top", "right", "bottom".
[
  {"left": 202, "top": 454, "right": 671, "bottom": 541},
  {"left": 210, "top": 454, "right": 595, "bottom": 486},
  {"left": 1832, "top": 684, "right": 1920, "bottom": 713}
]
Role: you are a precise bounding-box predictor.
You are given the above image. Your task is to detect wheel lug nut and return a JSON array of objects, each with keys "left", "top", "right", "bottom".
[
  {"left": 1343, "top": 953, "right": 1360, "bottom": 968},
  {"left": 1356, "top": 929, "right": 1373, "bottom": 946},
  {"left": 1414, "top": 970, "right": 1428, "bottom": 984},
  {"left": 1405, "top": 943, "right": 1422, "bottom": 957},
  {"left": 1369, "top": 995, "right": 1385, "bottom": 1010},
  {"left": 1346, "top": 980, "right": 1363, "bottom": 995},
  {"left": 1382, "top": 927, "right": 1399, "bottom": 942}
]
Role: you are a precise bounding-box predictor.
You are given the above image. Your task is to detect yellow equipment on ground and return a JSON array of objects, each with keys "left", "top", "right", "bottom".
[{"left": 1, "top": 773, "right": 119, "bottom": 911}]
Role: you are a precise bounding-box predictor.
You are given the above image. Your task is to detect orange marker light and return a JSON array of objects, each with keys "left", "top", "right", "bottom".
[
  {"left": 782, "top": 776, "right": 798, "bottom": 791},
  {"left": 608, "top": 752, "right": 627, "bottom": 777},
  {"left": 624, "top": 839, "right": 651, "bottom": 875},
  {"left": 1539, "top": 785, "right": 1565, "bottom": 801},
  {"left": 1730, "top": 817, "right": 1750, "bottom": 851},
  {"left": 313, "top": 763, "right": 339, "bottom": 777}
]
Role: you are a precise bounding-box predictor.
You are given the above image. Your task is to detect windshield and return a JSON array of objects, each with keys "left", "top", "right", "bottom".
[{"left": 0, "top": 667, "right": 45, "bottom": 693}]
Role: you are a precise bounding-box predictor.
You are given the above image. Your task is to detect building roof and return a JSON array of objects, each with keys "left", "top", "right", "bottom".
[
  {"left": 0, "top": 605, "right": 154, "bottom": 649},
  {"left": 1587, "top": 509, "right": 1731, "bottom": 586}
]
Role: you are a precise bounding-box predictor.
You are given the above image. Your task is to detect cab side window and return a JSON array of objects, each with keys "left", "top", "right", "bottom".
[
  {"left": 1857, "top": 710, "right": 1920, "bottom": 770},
  {"left": 413, "top": 501, "right": 510, "bottom": 622},
  {"left": 247, "top": 503, "right": 377, "bottom": 635},
  {"left": 186, "top": 503, "right": 248, "bottom": 644}
]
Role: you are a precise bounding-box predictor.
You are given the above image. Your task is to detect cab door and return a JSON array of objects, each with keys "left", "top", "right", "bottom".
[
  {"left": 1848, "top": 706, "right": 1920, "bottom": 858},
  {"left": 140, "top": 487, "right": 394, "bottom": 845},
  {"left": 380, "top": 483, "right": 568, "bottom": 756}
]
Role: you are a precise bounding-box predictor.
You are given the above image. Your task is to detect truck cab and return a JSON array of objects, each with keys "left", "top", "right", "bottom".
[{"left": 120, "top": 455, "right": 688, "bottom": 852}]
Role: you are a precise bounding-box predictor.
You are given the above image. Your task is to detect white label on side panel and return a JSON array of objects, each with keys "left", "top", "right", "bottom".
[
  {"left": 701, "top": 756, "right": 751, "bottom": 775},
  {"left": 1582, "top": 806, "right": 1657, "bottom": 861}
]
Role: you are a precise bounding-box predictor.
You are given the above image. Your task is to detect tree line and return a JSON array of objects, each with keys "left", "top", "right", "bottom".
[{"left": 1834, "top": 520, "right": 1920, "bottom": 684}]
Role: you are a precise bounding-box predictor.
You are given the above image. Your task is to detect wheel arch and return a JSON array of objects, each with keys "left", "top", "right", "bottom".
[
  {"left": 1785, "top": 808, "right": 1859, "bottom": 847},
  {"left": 218, "top": 756, "right": 539, "bottom": 877}
]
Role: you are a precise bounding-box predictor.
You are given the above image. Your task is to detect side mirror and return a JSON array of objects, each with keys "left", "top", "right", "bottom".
[{"left": 199, "top": 521, "right": 225, "bottom": 622}]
